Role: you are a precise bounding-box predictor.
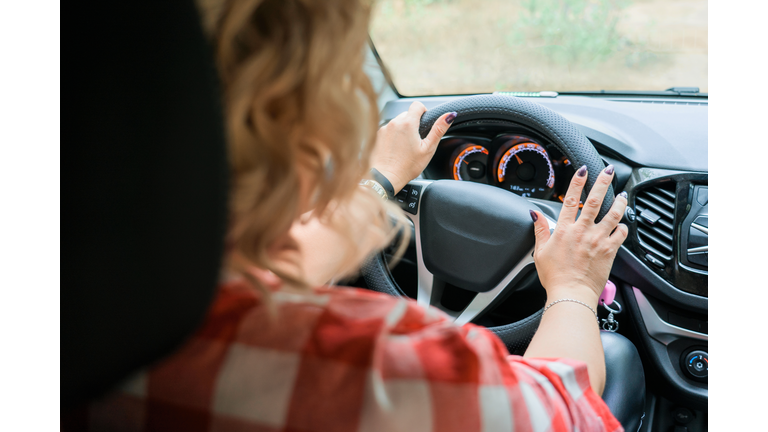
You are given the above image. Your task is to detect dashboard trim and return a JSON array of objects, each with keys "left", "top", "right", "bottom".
[
  {"left": 613, "top": 246, "right": 707, "bottom": 313},
  {"left": 633, "top": 287, "right": 707, "bottom": 345}
]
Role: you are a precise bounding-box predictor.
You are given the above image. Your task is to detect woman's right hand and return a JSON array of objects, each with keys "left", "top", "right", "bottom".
[
  {"left": 371, "top": 101, "right": 456, "bottom": 194},
  {"left": 529, "top": 165, "right": 628, "bottom": 303}
]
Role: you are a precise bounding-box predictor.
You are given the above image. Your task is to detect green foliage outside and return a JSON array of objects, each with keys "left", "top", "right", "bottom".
[
  {"left": 510, "top": 0, "right": 633, "bottom": 67},
  {"left": 378, "top": 0, "right": 653, "bottom": 70},
  {"left": 370, "top": 0, "right": 705, "bottom": 94}
]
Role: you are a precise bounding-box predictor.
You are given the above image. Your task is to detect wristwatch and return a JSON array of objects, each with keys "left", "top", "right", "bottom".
[
  {"left": 359, "top": 179, "right": 389, "bottom": 200},
  {"left": 370, "top": 168, "right": 395, "bottom": 199}
]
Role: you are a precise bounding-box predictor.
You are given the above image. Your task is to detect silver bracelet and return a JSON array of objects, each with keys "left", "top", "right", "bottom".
[{"left": 543, "top": 298, "right": 600, "bottom": 324}]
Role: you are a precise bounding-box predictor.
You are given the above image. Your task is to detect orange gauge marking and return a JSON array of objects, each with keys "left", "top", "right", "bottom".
[
  {"left": 497, "top": 142, "right": 555, "bottom": 188},
  {"left": 453, "top": 145, "right": 489, "bottom": 181}
]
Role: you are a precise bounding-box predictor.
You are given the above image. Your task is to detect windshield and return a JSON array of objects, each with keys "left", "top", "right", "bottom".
[{"left": 370, "top": 0, "right": 707, "bottom": 96}]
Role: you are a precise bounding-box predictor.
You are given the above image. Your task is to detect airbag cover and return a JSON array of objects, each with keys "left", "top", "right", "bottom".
[{"left": 419, "top": 181, "right": 538, "bottom": 292}]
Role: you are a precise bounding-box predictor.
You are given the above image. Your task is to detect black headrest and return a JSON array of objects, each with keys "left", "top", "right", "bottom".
[{"left": 63, "top": 0, "right": 229, "bottom": 409}]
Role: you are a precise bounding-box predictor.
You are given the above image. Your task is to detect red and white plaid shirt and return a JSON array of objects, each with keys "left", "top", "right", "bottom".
[{"left": 81, "top": 279, "right": 622, "bottom": 432}]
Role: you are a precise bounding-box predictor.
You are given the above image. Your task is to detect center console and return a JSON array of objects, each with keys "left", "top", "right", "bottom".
[{"left": 613, "top": 167, "right": 708, "bottom": 427}]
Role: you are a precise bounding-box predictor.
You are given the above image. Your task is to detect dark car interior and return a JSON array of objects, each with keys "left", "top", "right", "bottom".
[{"left": 63, "top": 1, "right": 708, "bottom": 431}]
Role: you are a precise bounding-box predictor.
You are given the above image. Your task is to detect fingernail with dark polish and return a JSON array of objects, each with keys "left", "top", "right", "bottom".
[
  {"left": 529, "top": 209, "right": 538, "bottom": 222},
  {"left": 577, "top": 165, "right": 587, "bottom": 177},
  {"left": 445, "top": 112, "right": 457, "bottom": 124},
  {"left": 605, "top": 165, "right": 615, "bottom": 175},
  {"left": 619, "top": 191, "right": 628, "bottom": 199}
]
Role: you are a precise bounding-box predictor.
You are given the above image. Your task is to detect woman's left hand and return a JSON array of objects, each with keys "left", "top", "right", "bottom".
[{"left": 371, "top": 101, "right": 456, "bottom": 193}]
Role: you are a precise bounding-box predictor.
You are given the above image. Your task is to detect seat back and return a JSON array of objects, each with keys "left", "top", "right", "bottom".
[{"left": 63, "top": 0, "right": 229, "bottom": 409}]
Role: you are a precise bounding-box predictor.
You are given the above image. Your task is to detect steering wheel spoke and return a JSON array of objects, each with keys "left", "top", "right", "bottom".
[
  {"left": 400, "top": 180, "right": 436, "bottom": 309},
  {"left": 403, "top": 179, "right": 556, "bottom": 325},
  {"left": 453, "top": 214, "right": 555, "bottom": 325}
]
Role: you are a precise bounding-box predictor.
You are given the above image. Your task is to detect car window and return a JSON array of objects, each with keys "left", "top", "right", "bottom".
[{"left": 370, "top": 0, "right": 708, "bottom": 96}]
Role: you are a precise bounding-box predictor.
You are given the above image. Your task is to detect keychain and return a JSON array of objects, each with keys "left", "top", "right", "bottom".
[
  {"left": 601, "top": 301, "right": 622, "bottom": 332},
  {"left": 598, "top": 280, "right": 621, "bottom": 332}
]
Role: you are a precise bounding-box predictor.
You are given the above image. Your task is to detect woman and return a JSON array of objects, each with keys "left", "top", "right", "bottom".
[{"left": 86, "top": 0, "right": 629, "bottom": 430}]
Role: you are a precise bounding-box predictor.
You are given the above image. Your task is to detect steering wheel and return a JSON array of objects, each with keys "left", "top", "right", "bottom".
[{"left": 362, "top": 94, "right": 613, "bottom": 353}]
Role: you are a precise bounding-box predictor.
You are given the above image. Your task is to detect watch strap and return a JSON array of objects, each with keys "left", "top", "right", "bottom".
[{"left": 370, "top": 168, "right": 395, "bottom": 199}]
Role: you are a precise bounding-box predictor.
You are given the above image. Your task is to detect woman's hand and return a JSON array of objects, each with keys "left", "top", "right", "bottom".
[
  {"left": 529, "top": 165, "right": 628, "bottom": 304},
  {"left": 371, "top": 101, "right": 456, "bottom": 193},
  {"left": 526, "top": 165, "right": 627, "bottom": 395}
]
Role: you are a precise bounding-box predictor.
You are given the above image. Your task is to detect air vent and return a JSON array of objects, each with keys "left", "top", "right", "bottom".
[{"left": 635, "top": 183, "right": 676, "bottom": 261}]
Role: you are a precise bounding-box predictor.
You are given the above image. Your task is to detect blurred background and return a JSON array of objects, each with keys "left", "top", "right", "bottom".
[{"left": 370, "top": 0, "right": 707, "bottom": 95}]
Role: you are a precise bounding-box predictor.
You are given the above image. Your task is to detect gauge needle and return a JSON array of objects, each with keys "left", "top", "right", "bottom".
[
  {"left": 515, "top": 154, "right": 523, "bottom": 164},
  {"left": 463, "top": 159, "right": 468, "bottom": 165}
]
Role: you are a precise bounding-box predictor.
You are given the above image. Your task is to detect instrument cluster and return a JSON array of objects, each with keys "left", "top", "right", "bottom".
[{"left": 425, "top": 134, "right": 579, "bottom": 204}]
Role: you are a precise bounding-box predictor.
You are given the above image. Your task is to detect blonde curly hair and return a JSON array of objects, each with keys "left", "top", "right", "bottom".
[{"left": 203, "top": 0, "right": 407, "bottom": 291}]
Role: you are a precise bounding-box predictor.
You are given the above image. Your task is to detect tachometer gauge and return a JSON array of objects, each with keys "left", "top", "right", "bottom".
[
  {"left": 452, "top": 144, "right": 489, "bottom": 183},
  {"left": 551, "top": 155, "right": 582, "bottom": 208},
  {"left": 496, "top": 141, "right": 555, "bottom": 199}
]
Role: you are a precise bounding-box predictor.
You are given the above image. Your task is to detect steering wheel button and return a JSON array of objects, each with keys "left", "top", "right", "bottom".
[
  {"left": 404, "top": 196, "right": 419, "bottom": 215},
  {"left": 409, "top": 185, "right": 422, "bottom": 199}
]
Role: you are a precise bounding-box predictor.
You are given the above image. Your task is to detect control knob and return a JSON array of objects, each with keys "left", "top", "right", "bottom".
[{"left": 682, "top": 350, "right": 708, "bottom": 380}]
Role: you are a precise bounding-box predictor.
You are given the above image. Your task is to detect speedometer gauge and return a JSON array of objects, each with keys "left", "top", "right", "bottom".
[
  {"left": 496, "top": 141, "right": 555, "bottom": 199},
  {"left": 452, "top": 144, "right": 489, "bottom": 183}
]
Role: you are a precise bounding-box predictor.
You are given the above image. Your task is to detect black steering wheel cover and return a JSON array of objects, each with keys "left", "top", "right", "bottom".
[
  {"left": 362, "top": 253, "right": 542, "bottom": 354},
  {"left": 419, "top": 94, "right": 613, "bottom": 220},
  {"left": 360, "top": 253, "right": 408, "bottom": 298},
  {"left": 489, "top": 307, "right": 543, "bottom": 355}
]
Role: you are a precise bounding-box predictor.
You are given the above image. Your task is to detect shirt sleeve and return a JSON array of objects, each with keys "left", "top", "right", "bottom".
[{"left": 371, "top": 296, "right": 624, "bottom": 432}]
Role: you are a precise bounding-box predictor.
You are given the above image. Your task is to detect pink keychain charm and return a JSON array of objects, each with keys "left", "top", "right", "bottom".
[
  {"left": 599, "top": 280, "right": 617, "bottom": 307},
  {"left": 598, "top": 280, "right": 622, "bottom": 332}
]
